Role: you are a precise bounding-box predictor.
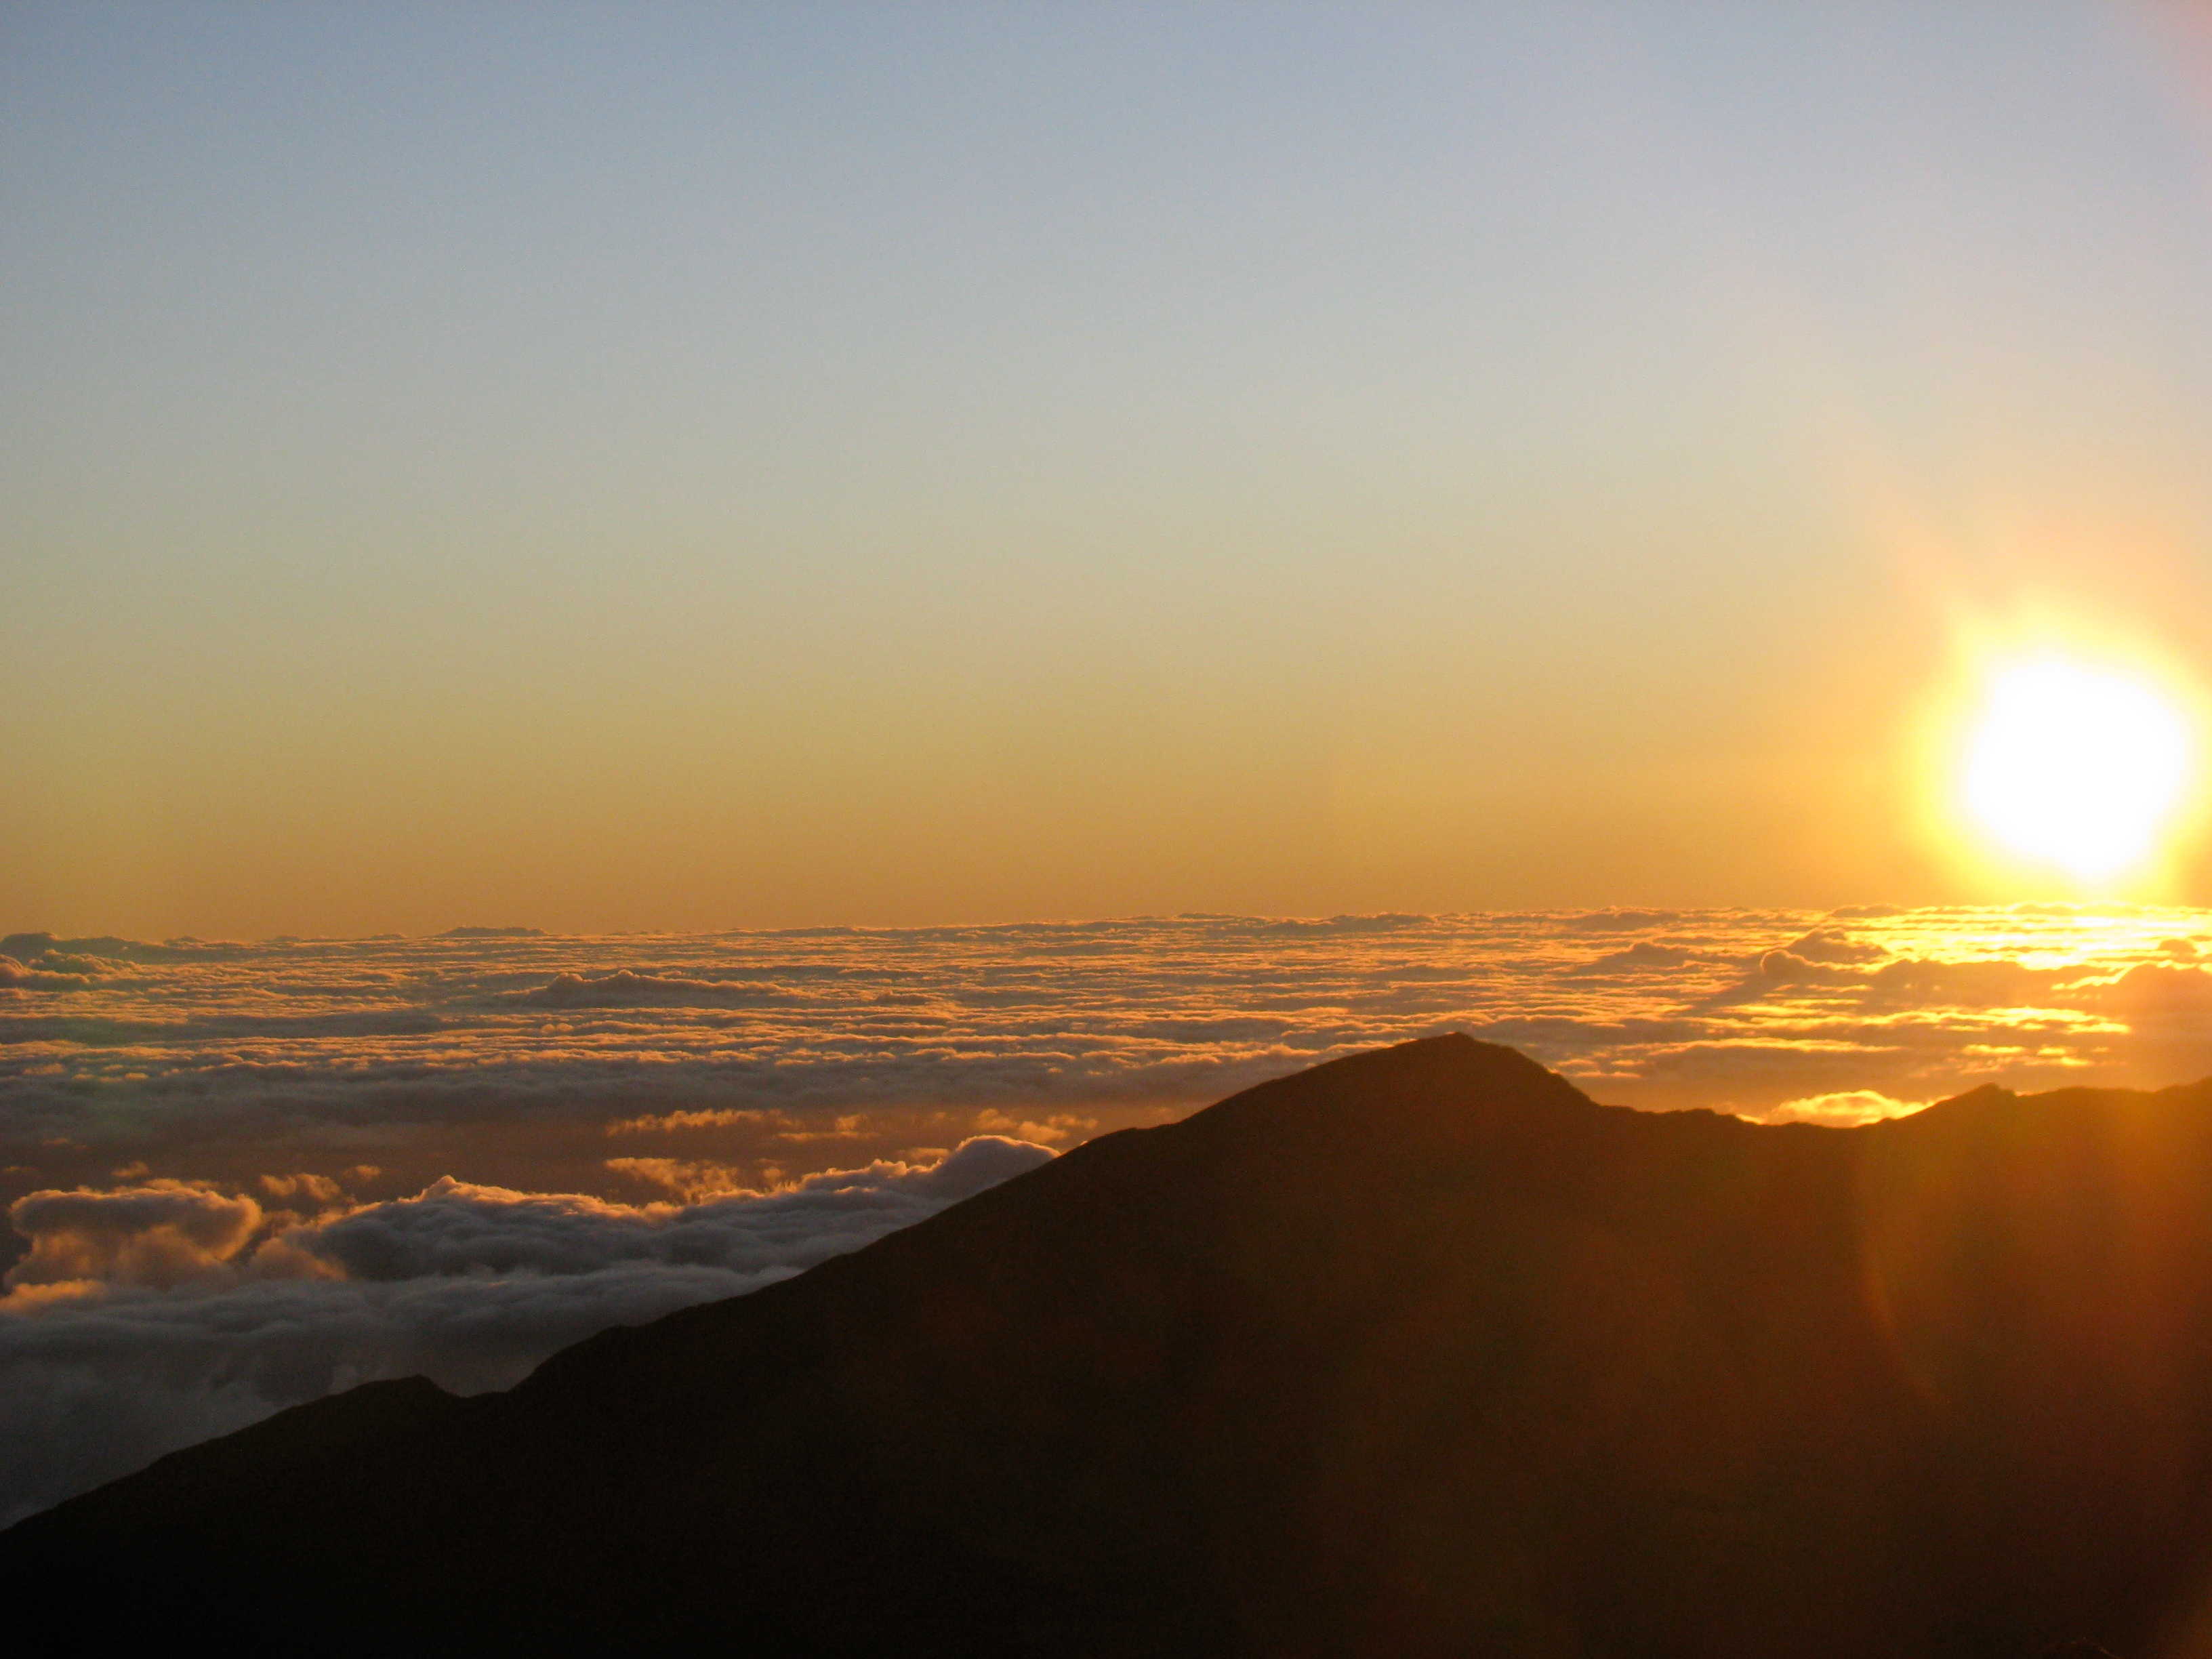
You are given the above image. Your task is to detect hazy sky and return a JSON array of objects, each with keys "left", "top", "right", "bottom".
[{"left": 11, "top": 3, "right": 2212, "bottom": 935}]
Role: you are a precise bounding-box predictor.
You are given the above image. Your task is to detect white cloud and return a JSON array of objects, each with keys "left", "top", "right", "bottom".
[
  {"left": 0, "top": 1137, "right": 1051, "bottom": 1525},
  {"left": 12, "top": 906, "right": 2212, "bottom": 1525},
  {"left": 279, "top": 1136, "right": 1048, "bottom": 1282}
]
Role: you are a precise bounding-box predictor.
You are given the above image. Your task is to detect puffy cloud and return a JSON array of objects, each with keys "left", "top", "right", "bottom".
[
  {"left": 1778, "top": 928, "right": 1889, "bottom": 965},
  {"left": 1755, "top": 1090, "right": 1927, "bottom": 1128},
  {"left": 2070, "top": 962, "right": 2212, "bottom": 1016},
  {"left": 284, "top": 1138, "right": 1048, "bottom": 1282},
  {"left": 0, "top": 955, "right": 100, "bottom": 991},
  {"left": 1561, "top": 941, "right": 1700, "bottom": 976},
  {"left": 1753, "top": 949, "right": 2079, "bottom": 1005},
  {"left": 971, "top": 1109, "right": 1098, "bottom": 1145},
  {"left": 1860, "top": 957, "right": 2064, "bottom": 1007},
  {"left": 258, "top": 1172, "right": 346, "bottom": 1204},
  {"left": 605, "top": 1158, "right": 753, "bottom": 1203},
  {"left": 1756, "top": 949, "right": 1862, "bottom": 985},
  {"left": 9, "top": 906, "right": 2212, "bottom": 1527},
  {"left": 7, "top": 1181, "right": 262, "bottom": 1290},
  {"left": 0, "top": 1137, "right": 1051, "bottom": 1525}
]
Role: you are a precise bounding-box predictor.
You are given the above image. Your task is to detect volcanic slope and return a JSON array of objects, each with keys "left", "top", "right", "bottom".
[{"left": 12, "top": 1034, "right": 2212, "bottom": 1657}]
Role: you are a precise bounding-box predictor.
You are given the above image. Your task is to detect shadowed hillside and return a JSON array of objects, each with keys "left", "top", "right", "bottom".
[{"left": 12, "top": 1034, "right": 2212, "bottom": 1656}]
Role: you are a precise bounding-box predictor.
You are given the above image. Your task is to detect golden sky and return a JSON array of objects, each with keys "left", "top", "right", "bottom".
[{"left": 10, "top": 5, "right": 2212, "bottom": 933}]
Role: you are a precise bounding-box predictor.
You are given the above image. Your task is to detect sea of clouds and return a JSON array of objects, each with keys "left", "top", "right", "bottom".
[{"left": 9, "top": 906, "right": 2212, "bottom": 1522}]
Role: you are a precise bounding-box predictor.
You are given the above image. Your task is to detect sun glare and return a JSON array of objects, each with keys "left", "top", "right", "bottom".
[{"left": 1959, "top": 657, "right": 2196, "bottom": 883}]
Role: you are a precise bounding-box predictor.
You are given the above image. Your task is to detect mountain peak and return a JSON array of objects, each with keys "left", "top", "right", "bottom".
[{"left": 1177, "top": 1031, "right": 1597, "bottom": 1146}]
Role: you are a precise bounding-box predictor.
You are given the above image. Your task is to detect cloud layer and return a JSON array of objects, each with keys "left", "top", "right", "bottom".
[
  {"left": 11, "top": 906, "right": 2212, "bottom": 1523},
  {"left": 0, "top": 1136, "right": 1050, "bottom": 1525}
]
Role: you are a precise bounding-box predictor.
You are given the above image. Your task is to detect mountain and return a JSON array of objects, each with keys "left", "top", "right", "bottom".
[{"left": 9, "top": 1034, "right": 2212, "bottom": 1657}]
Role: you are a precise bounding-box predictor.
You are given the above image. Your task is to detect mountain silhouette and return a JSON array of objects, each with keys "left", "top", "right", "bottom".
[{"left": 11, "top": 1033, "right": 2212, "bottom": 1657}]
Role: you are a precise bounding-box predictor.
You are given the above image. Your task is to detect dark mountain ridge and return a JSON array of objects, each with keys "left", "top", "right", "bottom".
[{"left": 11, "top": 1035, "right": 2212, "bottom": 1656}]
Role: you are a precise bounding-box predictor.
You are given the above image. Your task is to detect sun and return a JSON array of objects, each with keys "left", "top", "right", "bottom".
[{"left": 1959, "top": 656, "right": 2196, "bottom": 883}]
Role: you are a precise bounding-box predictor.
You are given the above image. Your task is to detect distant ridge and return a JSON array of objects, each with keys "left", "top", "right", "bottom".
[{"left": 11, "top": 1033, "right": 2212, "bottom": 1657}]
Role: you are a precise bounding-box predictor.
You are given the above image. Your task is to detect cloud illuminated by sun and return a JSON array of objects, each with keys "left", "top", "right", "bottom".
[{"left": 1958, "top": 655, "right": 2196, "bottom": 883}]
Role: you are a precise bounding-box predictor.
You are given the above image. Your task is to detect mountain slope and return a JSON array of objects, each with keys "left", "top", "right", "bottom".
[{"left": 12, "top": 1035, "right": 2212, "bottom": 1657}]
